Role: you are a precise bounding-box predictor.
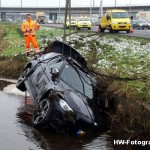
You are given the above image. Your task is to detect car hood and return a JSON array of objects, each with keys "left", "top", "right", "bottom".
[
  {"left": 112, "top": 18, "right": 130, "bottom": 23},
  {"left": 62, "top": 85, "right": 95, "bottom": 125},
  {"left": 138, "top": 22, "right": 150, "bottom": 25}
]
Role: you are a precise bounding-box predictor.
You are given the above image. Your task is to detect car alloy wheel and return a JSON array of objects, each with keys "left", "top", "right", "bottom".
[{"left": 32, "top": 98, "right": 51, "bottom": 127}]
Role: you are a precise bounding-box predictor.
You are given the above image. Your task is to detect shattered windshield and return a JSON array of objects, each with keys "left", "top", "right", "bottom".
[
  {"left": 112, "top": 12, "right": 129, "bottom": 18},
  {"left": 60, "top": 64, "right": 94, "bottom": 99}
]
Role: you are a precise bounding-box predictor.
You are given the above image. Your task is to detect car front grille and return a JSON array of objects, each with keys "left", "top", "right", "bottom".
[
  {"left": 119, "top": 26, "right": 126, "bottom": 28},
  {"left": 118, "top": 22, "right": 127, "bottom": 24}
]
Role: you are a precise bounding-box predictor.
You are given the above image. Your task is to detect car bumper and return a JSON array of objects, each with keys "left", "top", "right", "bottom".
[
  {"left": 111, "top": 24, "right": 131, "bottom": 31},
  {"left": 77, "top": 24, "right": 91, "bottom": 28}
]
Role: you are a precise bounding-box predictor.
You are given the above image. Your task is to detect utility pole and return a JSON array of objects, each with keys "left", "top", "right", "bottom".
[
  {"left": 21, "top": 0, "right": 22, "bottom": 8},
  {"left": 130, "top": 0, "right": 132, "bottom": 16},
  {"left": 93, "top": 0, "right": 95, "bottom": 7},
  {"left": 115, "top": 0, "right": 116, "bottom": 7},
  {"left": 64, "top": 0, "right": 71, "bottom": 36},
  {"left": 99, "top": 0, "right": 103, "bottom": 18},
  {"left": 90, "top": 0, "right": 92, "bottom": 18},
  {"left": 0, "top": 0, "right": 1, "bottom": 7},
  {"left": 59, "top": 0, "right": 60, "bottom": 18}
]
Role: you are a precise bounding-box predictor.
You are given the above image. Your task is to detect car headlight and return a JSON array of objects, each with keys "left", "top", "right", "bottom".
[
  {"left": 127, "top": 21, "right": 131, "bottom": 24},
  {"left": 112, "top": 21, "right": 118, "bottom": 24},
  {"left": 59, "top": 99, "right": 73, "bottom": 112}
]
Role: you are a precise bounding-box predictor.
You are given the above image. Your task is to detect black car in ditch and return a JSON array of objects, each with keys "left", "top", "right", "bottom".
[{"left": 16, "top": 41, "right": 109, "bottom": 134}]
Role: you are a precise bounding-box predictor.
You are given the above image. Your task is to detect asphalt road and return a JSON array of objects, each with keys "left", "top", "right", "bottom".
[{"left": 42, "top": 24, "right": 150, "bottom": 39}]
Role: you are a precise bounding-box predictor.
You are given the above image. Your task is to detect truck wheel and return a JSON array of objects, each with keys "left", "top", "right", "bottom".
[
  {"left": 109, "top": 27, "right": 113, "bottom": 33},
  {"left": 126, "top": 30, "right": 130, "bottom": 33},
  {"left": 99, "top": 25, "right": 104, "bottom": 33}
]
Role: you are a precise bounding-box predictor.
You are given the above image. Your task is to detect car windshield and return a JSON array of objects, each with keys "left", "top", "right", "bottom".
[
  {"left": 38, "top": 16, "right": 46, "bottom": 19},
  {"left": 112, "top": 12, "right": 129, "bottom": 18},
  {"left": 78, "top": 18, "right": 90, "bottom": 21},
  {"left": 67, "top": 18, "right": 76, "bottom": 21},
  {"left": 138, "top": 19, "right": 148, "bottom": 23},
  {"left": 61, "top": 64, "right": 95, "bottom": 99}
]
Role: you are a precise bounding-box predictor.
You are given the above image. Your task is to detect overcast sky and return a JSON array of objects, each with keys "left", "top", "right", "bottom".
[{"left": 1, "top": 0, "right": 150, "bottom": 7}]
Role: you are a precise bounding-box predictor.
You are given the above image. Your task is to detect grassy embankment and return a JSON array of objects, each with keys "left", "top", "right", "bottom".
[{"left": 0, "top": 23, "right": 150, "bottom": 139}]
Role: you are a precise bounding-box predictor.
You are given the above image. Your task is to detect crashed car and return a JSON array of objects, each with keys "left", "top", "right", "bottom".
[{"left": 16, "top": 41, "right": 109, "bottom": 134}]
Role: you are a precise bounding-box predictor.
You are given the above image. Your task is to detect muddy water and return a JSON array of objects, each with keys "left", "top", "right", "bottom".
[
  {"left": 1, "top": 81, "right": 146, "bottom": 150},
  {"left": 0, "top": 81, "right": 115, "bottom": 150}
]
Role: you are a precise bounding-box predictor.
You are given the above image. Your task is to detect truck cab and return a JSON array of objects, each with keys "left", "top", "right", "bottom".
[
  {"left": 36, "top": 12, "right": 46, "bottom": 24},
  {"left": 99, "top": 9, "right": 131, "bottom": 33}
]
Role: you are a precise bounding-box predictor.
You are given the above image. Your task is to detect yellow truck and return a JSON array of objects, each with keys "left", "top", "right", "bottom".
[
  {"left": 36, "top": 12, "right": 46, "bottom": 24},
  {"left": 99, "top": 9, "right": 131, "bottom": 33}
]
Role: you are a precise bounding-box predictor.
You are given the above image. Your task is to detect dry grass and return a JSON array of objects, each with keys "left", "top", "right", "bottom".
[
  {"left": 0, "top": 58, "right": 26, "bottom": 79},
  {"left": 0, "top": 25, "right": 7, "bottom": 51}
]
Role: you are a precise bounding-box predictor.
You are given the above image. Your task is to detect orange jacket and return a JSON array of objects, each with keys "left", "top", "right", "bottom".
[{"left": 21, "top": 19, "right": 40, "bottom": 36}]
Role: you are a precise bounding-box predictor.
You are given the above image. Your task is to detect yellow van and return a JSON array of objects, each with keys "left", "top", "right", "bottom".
[
  {"left": 99, "top": 9, "right": 131, "bottom": 33},
  {"left": 65, "top": 18, "right": 77, "bottom": 28},
  {"left": 76, "top": 17, "right": 92, "bottom": 30}
]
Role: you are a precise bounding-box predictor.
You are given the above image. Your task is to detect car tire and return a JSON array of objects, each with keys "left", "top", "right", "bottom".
[
  {"left": 77, "top": 27, "right": 80, "bottom": 30},
  {"left": 32, "top": 98, "right": 51, "bottom": 128},
  {"left": 16, "top": 67, "right": 30, "bottom": 91},
  {"left": 88, "top": 27, "right": 91, "bottom": 30},
  {"left": 138, "top": 26, "right": 142, "bottom": 30}
]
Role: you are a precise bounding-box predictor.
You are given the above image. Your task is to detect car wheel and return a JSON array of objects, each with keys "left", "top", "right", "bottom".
[
  {"left": 32, "top": 98, "right": 51, "bottom": 128},
  {"left": 16, "top": 67, "right": 30, "bottom": 91},
  {"left": 88, "top": 27, "right": 91, "bottom": 30}
]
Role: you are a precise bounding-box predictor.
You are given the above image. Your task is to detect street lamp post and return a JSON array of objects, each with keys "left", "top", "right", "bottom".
[
  {"left": 59, "top": 0, "right": 60, "bottom": 18},
  {"left": 115, "top": 0, "right": 116, "bottom": 7},
  {"left": 21, "top": 0, "right": 22, "bottom": 8}
]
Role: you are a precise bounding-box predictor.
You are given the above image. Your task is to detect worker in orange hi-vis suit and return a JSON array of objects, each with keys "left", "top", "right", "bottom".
[{"left": 21, "top": 14, "right": 40, "bottom": 55}]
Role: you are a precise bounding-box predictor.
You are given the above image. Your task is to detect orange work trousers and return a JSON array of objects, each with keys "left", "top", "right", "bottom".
[{"left": 24, "top": 35, "right": 40, "bottom": 53}]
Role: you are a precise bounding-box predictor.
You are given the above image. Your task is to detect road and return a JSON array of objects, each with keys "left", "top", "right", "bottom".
[{"left": 42, "top": 23, "right": 150, "bottom": 38}]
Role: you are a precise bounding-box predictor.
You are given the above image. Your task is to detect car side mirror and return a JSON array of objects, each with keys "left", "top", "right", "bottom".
[
  {"left": 50, "top": 68, "right": 59, "bottom": 76},
  {"left": 51, "top": 68, "right": 59, "bottom": 82}
]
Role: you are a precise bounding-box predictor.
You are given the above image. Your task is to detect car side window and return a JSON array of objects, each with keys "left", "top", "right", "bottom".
[
  {"left": 61, "top": 65, "right": 84, "bottom": 93},
  {"left": 48, "top": 58, "right": 63, "bottom": 70}
]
